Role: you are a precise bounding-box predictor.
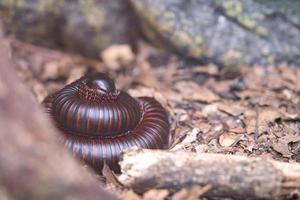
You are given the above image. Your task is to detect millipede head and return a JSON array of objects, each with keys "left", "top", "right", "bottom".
[{"left": 86, "top": 73, "right": 116, "bottom": 95}]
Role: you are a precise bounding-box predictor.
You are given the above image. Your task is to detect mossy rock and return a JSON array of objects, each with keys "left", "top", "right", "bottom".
[
  {"left": 130, "top": 0, "right": 300, "bottom": 67},
  {"left": 1, "top": 0, "right": 300, "bottom": 67},
  {"left": 0, "top": 0, "right": 140, "bottom": 57}
]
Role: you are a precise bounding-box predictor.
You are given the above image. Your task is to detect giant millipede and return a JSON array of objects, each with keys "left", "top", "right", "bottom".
[{"left": 43, "top": 72, "right": 170, "bottom": 173}]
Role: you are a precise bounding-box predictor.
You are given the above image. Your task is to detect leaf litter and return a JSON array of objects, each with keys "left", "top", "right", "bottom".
[{"left": 11, "top": 39, "right": 300, "bottom": 199}]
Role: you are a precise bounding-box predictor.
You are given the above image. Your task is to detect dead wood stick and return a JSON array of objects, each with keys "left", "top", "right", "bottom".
[
  {"left": 119, "top": 148, "right": 300, "bottom": 199},
  {"left": 0, "top": 35, "right": 116, "bottom": 199}
]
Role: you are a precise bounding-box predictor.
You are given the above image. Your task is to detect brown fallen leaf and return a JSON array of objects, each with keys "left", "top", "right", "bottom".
[
  {"left": 229, "top": 127, "right": 245, "bottom": 134},
  {"left": 154, "top": 91, "right": 169, "bottom": 110},
  {"left": 174, "top": 81, "right": 220, "bottom": 103},
  {"left": 128, "top": 87, "right": 155, "bottom": 98},
  {"left": 245, "top": 108, "right": 281, "bottom": 134},
  {"left": 172, "top": 185, "right": 212, "bottom": 200},
  {"left": 41, "top": 61, "right": 60, "bottom": 80},
  {"left": 143, "top": 189, "right": 169, "bottom": 200},
  {"left": 272, "top": 135, "right": 300, "bottom": 158},
  {"left": 31, "top": 80, "right": 48, "bottom": 103},
  {"left": 172, "top": 108, "right": 189, "bottom": 122},
  {"left": 66, "top": 66, "right": 87, "bottom": 84},
  {"left": 217, "top": 102, "right": 246, "bottom": 116},
  {"left": 190, "top": 87, "right": 220, "bottom": 103},
  {"left": 202, "top": 104, "right": 219, "bottom": 117},
  {"left": 219, "top": 132, "right": 239, "bottom": 147},
  {"left": 120, "top": 190, "right": 141, "bottom": 200},
  {"left": 101, "top": 44, "right": 134, "bottom": 70}
]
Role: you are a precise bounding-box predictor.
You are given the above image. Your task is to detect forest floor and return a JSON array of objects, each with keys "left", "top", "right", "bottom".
[{"left": 11, "top": 39, "right": 300, "bottom": 200}]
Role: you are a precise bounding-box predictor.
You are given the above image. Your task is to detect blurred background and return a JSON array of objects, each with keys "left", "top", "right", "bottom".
[{"left": 1, "top": 0, "right": 300, "bottom": 67}]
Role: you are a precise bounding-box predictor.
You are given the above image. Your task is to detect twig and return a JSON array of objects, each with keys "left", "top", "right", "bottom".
[
  {"left": 119, "top": 148, "right": 300, "bottom": 199},
  {"left": 254, "top": 104, "right": 260, "bottom": 143}
]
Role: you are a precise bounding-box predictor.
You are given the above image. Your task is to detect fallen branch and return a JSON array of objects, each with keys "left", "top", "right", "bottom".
[
  {"left": 119, "top": 148, "right": 300, "bottom": 199},
  {"left": 0, "top": 35, "right": 116, "bottom": 199}
]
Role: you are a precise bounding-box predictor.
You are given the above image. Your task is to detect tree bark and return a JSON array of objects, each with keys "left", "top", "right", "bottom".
[
  {"left": 119, "top": 148, "right": 300, "bottom": 199},
  {"left": 0, "top": 36, "right": 116, "bottom": 200}
]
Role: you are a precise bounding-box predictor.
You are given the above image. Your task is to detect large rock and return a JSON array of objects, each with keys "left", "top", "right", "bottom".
[
  {"left": 130, "top": 0, "right": 300, "bottom": 66},
  {"left": 0, "top": 0, "right": 140, "bottom": 57}
]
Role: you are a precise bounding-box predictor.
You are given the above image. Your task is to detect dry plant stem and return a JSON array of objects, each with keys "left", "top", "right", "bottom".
[
  {"left": 119, "top": 148, "right": 300, "bottom": 199},
  {"left": 0, "top": 37, "right": 116, "bottom": 200},
  {"left": 168, "top": 129, "right": 188, "bottom": 150},
  {"left": 254, "top": 104, "right": 260, "bottom": 143}
]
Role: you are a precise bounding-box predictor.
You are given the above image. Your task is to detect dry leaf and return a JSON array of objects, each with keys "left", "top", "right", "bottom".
[
  {"left": 218, "top": 102, "right": 246, "bottom": 116},
  {"left": 175, "top": 81, "right": 219, "bottom": 103},
  {"left": 66, "top": 66, "right": 87, "bottom": 84},
  {"left": 154, "top": 92, "right": 169, "bottom": 109},
  {"left": 171, "top": 128, "right": 200, "bottom": 151},
  {"left": 41, "top": 61, "right": 60, "bottom": 80},
  {"left": 272, "top": 135, "right": 300, "bottom": 157},
  {"left": 32, "top": 81, "right": 48, "bottom": 103},
  {"left": 143, "top": 189, "right": 169, "bottom": 200},
  {"left": 245, "top": 108, "right": 281, "bottom": 134},
  {"left": 101, "top": 44, "right": 134, "bottom": 70},
  {"left": 202, "top": 104, "right": 219, "bottom": 117},
  {"left": 172, "top": 185, "right": 212, "bottom": 200},
  {"left": 121, "top": 190, "right": 141, "bottom": 200},
  {"left": 219, "top": 132, "right": 238, "bottom": 147},
  {"left": 128, "top": 87, "right": 155, "bottom": 98}
]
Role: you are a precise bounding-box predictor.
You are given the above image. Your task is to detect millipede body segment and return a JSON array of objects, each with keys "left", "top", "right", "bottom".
[{"left": 43, "top": 73, "right": 170, "bottom": 173}]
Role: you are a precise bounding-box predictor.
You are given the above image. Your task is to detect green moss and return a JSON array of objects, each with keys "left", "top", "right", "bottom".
[
  {"left": 221, "top": 0, "right": 267, "bottom": 37},
  {"left": 237, "top": 15, "right": 255, "bottom": 29},
  {"left": 254, "top": 26, "right": 267, "bottom": 37},
  {"left": 36, "top": 0, "right": 57, "bottom": 14},
  {"left": 267, "top": 55, "right": 275, "bottom": 65},
  {"left": 170, "top": 31, "right": 203, "bottom": 58},
  {"left": 91, "top": 34, "right": 110, "bottom": 52},
  {"left": 1, "top": 0, "right": 25, "bottom": 8},
  {"left": 130, "top": 0, "right": 160, "bottom": 45},
  {"left": 131, "top": 0, "right": 174, "bottom": 33},
  {"left": 237, "top": 15, "right": 267, "bottom": 36},
  {"left": 78, "top": 0, "right": 104, "bottom": 29},
  {"left": 188, "top": 36, "right": 203, "bottom": 58},
  {"left": 222, "top": 0, "right": 243, "bottom": 17},
  {"left": 131, "top": 0, "right": 204, "bottom": 58},
  {"left": 223, "top": 49, "right": 243, "bottom": 67}
]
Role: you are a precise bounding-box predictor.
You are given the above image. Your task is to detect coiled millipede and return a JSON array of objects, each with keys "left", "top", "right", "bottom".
[{"left": 43, "top": 73, "right": 170, "bottom": 173}]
